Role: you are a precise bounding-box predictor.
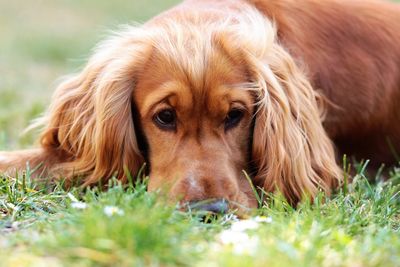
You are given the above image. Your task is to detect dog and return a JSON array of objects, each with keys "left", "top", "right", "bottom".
[{"left": 1, "top": 0, "right": 399, "bottom": 212}]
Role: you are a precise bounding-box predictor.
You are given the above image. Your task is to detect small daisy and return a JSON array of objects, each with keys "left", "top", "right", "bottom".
[
  {"left": 103, "top": 205, "right": 124, "bottom": 217},
  {"left": 218, "top": 230, "right": 259, "bottom": 255},
  {"left": 254, "top": 216, "right": 273, "bottom": 223},
  {"left": 71, "top": 202, "right": 87, "bottom": 210},
  {"left": 230, "top": 219, "right": 260, "bottom": 232},
  {"left": 232, "top": 236, "right": 259, "bottom": 255},
  {"left": 219, "top": 229, "right": 252, "bottom": 244}
]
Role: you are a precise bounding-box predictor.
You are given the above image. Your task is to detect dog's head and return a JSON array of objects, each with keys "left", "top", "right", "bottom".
[{"left": 40, "top": 5, "right": 341, "bottom": 211}]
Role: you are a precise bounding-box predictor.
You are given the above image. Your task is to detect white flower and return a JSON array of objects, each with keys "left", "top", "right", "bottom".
[
  {"left": 232, "top": 237, "right": 259, "bottom": 255},
  {"left": 103, "top": 206, "right": 124, "bottom": 217},
  {"left": 219, "top": 230, "right": 252, "bottom": 244},
  {"left": 71, "top": 202, "right": 87, "bottom": 210},
  {"left": 212, "top": 216, "right": 272, "bottom": 255},
  {"left": 254, "top": 216, "right": 273, "bottom": 223},
  {"left": 230, "top": 219, "right": 259, "bottom": 232},
  {"left": 218, "top": 229, "right": 259, "bottom": 255}
]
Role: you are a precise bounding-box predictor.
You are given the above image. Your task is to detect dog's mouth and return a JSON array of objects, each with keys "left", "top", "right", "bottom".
[
  {"left": 185, "top": 199, "right": 230, "bottom": 222},
  {"left": 188, "top": 199, "right": 229, "bottom": 214},
  {"left": 180, "top": 198, "right": 254, "bottom": 221}
]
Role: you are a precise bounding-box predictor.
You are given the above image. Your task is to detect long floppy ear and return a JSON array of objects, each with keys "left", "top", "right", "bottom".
[
  {"left": 38, "top": 27, "right": 151, "bottom": 185},
  {"left": 212, "top": 5, "right": 342, "bottom": 204},
  {"left": 249, "top": 43, "right": 342, "bottom": 204}
]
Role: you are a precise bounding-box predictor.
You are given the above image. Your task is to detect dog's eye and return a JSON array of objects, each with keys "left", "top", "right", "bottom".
[
  {"left": 225, "top": 109, "right": 244, "bottom": 130},
  {"left": 154, "top": 109, "right": 176, "bottom": 130}
]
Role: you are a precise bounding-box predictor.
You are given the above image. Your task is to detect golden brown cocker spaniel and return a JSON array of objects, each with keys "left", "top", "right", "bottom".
[{"left": 1, "top": 0, "right": 400, "bottom": 212}]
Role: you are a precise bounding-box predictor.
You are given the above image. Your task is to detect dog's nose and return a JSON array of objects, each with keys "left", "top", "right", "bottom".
[{"left": 188, "top": 199, "right": 229, "bottom": 214}]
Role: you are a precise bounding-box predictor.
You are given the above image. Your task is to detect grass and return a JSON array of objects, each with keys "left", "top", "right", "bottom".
[
  {"left": 1, "top": 1, "right": 400, "bottom": 266},
  {"left": 1, "top": 166, "right": 399, "bottom": 266}
]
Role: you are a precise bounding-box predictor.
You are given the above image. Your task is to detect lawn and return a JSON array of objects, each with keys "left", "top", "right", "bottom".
[{"left": 1, "top": 1, "right": 399, "bottom": 266}]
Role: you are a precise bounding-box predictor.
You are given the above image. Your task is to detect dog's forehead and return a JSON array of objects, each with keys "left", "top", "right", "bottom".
[
  {"left": 135, "top": 78, "right": 251, "bottom": 118},
  {"left": 134, "top": 43, "right": 252, "bottom": 116}
]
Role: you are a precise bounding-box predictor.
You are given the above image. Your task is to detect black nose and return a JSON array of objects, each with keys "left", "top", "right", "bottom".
[{"left": 188, "top": 199, "right": 229, "bottom": 214}]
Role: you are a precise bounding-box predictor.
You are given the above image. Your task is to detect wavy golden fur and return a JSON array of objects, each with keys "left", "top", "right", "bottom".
[{"left": 1, "top": 0, "right": 400, "bottom": 210}]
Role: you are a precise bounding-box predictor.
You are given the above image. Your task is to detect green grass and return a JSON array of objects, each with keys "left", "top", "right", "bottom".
[
  {"left": 1, "top": 167, "right": 399, "bottom": 266},
  {"left": 1, "top": 1, "right": 400, "bottom": 266}
]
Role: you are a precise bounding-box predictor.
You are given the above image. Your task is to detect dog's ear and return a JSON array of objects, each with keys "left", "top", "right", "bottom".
[
  {"left": 250, "top": 43, "right": 342, "bottom": 204},
  {"left": 38, "top": 28, "right": 150, "bottom": 185}
]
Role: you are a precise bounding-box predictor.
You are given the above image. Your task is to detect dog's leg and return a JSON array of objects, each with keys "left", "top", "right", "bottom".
[{"left": 0, "top": 148, "right": 51, "bottom": 177}]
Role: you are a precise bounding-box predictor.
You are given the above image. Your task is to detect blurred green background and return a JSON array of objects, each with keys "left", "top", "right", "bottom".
[
  {"left": 1, "top": 0, "right": 399, "bottom": 150},
  {"left": 0, "top": 0, "right": 180, "bottom": 149}
]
